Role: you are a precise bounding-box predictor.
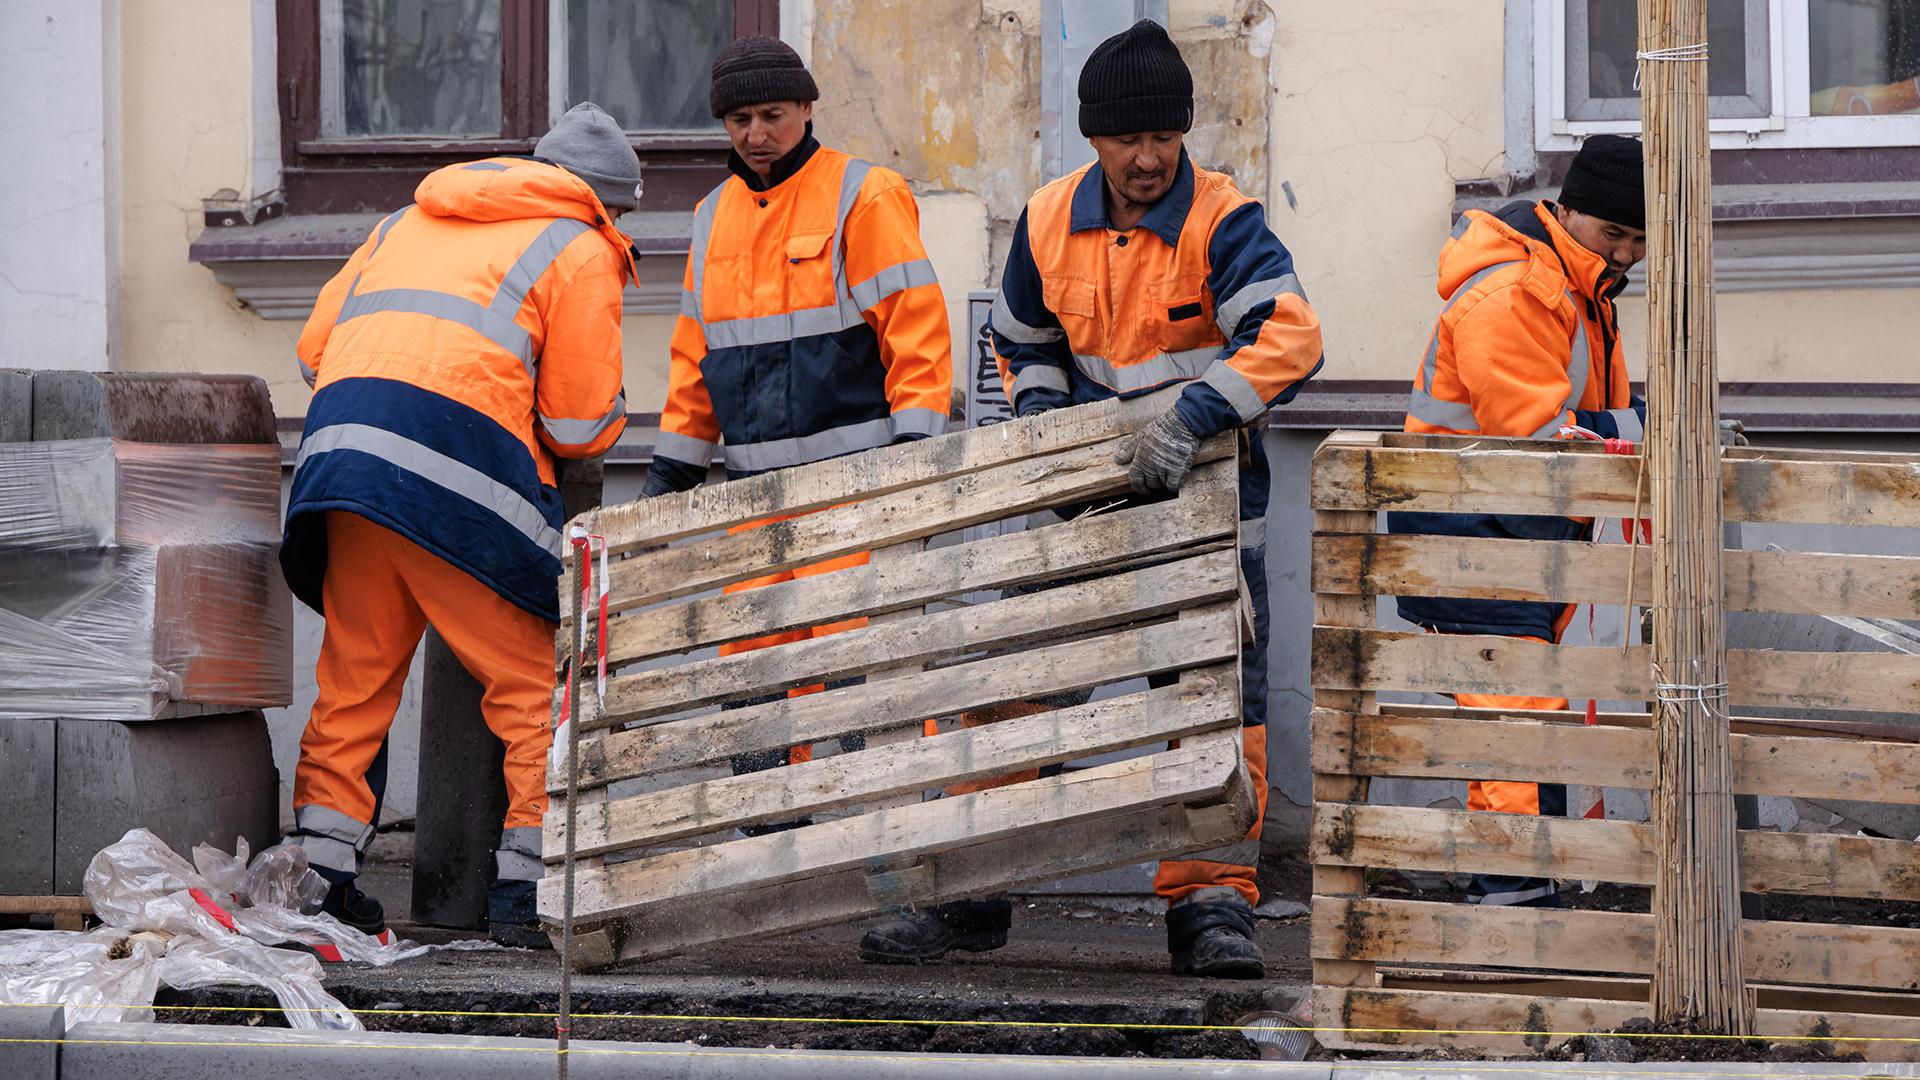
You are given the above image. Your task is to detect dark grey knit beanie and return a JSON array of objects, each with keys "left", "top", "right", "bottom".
[
  {"left": 709, "top": 35, "right": 819, "bottom": 118},
  {"left": 1078, "top": 19, "right": 1193, "bottom": 137},
  {"left": 1559, "top": 134, "right": 1645, "bottom": 230}
]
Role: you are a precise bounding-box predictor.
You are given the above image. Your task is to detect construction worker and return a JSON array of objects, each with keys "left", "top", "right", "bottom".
[
  {"left": 281, "top": 102, "right": 638, "bottom": 946},
  {"left": 1388, "top": 135, "right": 1653, "bottom": 907},
  {"left": 857, "top": 20, "right": 1323, "bottom": 978},
  {"left": 640, "top": 39, "right": 953, "bottom": 799}
]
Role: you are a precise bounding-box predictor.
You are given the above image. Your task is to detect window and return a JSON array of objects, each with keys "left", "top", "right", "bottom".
[
  {"left": 277, "top": 0, "right": 778, "bottom": 215},
  {"left": 1538, "top": 0, "right": 1920, "bottom": 148}
]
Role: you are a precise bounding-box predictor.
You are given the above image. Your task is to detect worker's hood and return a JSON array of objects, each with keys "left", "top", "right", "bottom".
[
  {"left": 414, "top": 157, "right": 638, "bottom": 279},
  {"left": 1438, "top": 200, "right": 1621, "bottom": 307}
]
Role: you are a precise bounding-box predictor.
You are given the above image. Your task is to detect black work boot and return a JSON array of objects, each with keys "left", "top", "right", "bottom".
[
  {"left": 487, "top": 879, "right": 553, "bottom": 950},
  {"left": 1167, "top": 894, "right": 1264, "bottom": 979},
  {"left": 321, "top": 879, "right": 387, "bottom": 937},
  {"left": 859, "top": 897, "right": 1012, "bottom": 964}
]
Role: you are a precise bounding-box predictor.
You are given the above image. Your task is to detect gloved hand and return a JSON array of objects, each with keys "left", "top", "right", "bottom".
[
  {"left": 1719, "top": 418, "right": 1748, "bottom": 447},
  {"left": 1114, "top": 409, "right": 1201, "bottom": 494}
]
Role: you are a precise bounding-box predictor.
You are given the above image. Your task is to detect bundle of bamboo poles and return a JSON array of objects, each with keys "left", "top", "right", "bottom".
[{"left": 1637, "top": 0, "right": 1752, "bottom": 1035}]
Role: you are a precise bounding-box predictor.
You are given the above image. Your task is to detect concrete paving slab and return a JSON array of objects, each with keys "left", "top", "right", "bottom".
[
  {"left": 29, "top": 371, "right": 274, "bottom": 443},
  {"left": 0, "top": 718, "right": 56, "bottom": 894}
]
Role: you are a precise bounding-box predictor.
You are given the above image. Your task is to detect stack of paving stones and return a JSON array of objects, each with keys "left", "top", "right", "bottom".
[{"left": 0, "top": 372, "right": 286, "bottom": 900}]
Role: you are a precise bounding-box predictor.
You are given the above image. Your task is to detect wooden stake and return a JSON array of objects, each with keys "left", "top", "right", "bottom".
[{"left": 1638, "top": 0, "right": 1752, "bottom": 1034}]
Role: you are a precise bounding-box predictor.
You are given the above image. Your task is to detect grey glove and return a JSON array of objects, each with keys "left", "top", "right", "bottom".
[
  {"left": 1719, "top": 418, "right": 1748, "bottom": 447},
  {"left": 1114, "top": 409, "right": 1202, "bottom": 494}
]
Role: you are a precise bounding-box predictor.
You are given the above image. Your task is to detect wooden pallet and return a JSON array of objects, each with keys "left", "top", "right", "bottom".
[
  {"left": 0, "top": 895, "right": 92, "bottom": 931},
  {"left": 538, "top": 396, "right": 1258, "bottom": 968},
  {"left": 1308, "top": 430, "right": 1920, "bottom": 1061}
]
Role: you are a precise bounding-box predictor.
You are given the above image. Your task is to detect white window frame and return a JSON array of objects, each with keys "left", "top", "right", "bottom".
[{"left": 1536, "top": 0, "right": 1920, "bottom": 150}]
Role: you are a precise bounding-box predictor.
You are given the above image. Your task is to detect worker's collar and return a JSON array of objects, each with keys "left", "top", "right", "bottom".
[
  {"left": 1070, "top": 149, "right": 1194, "bottom": 247},
  {"left": 727, "top": 122, "right": 820, "bottom": 192},
  {"left": 1520, "top": 201, "right": 1630, "bottom": 302}
]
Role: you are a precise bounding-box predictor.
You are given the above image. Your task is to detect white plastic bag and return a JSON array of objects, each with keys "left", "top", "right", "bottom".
[{"left": 159, "top": 938, "right": 358, "bottom": 1031}]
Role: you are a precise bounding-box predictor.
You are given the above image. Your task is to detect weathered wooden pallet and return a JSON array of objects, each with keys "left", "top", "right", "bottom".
[
  {"left": 1309, "top": 430, "right": 1920, "bottom": 1061},
  {"left": 0, "top": 894, "right": 91, "bottom": 931},
  {"left": 538, "top": 396, "right": 1257, "bottom": 968}
]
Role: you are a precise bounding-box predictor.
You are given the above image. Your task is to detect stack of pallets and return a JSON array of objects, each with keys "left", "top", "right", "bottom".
[
  {"left": 1307, "top": 430, "right": 1920, "bottom": 1060},
  {"left": 540, "top": 397, "right": 1258, "bottom": 969}
]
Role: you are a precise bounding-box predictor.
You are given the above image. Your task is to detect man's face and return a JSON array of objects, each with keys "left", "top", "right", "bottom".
[
  {"left": 1556, "top": 206, "right": 1648, "bottom": 277},
  {"left": 1089, "top": 131, "right": 1184, "bottom": 208},
  {"left": 722, "top": 101, "right": 813, "bottom": 178}
]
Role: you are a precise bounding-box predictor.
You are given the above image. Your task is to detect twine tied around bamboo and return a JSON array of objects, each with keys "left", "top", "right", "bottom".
[{"left": 1635, "top": 42, "right": 1710, "bottom": 89}]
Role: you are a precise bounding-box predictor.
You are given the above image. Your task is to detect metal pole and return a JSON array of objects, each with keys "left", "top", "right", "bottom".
[{"left": 556, "top": 545, "right": 585, "bottom": 1080}]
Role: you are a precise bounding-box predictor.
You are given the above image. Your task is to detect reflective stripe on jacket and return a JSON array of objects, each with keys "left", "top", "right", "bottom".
[
  {"left": 284, "top": 156, "right": 634, "bottom": 621},
  {"left": 988, "top": 150, "right": 1323, "bottom": 442},
  {"left": 1392, "top": 199, "right": 1645, "bottom": 639},
  {"left": 648, "top": 139, "right": 953, "bottom": 485}
]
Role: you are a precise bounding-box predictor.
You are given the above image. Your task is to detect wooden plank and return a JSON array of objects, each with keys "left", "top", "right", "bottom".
[
  {"left": 1315, "top": 897, "right": 1920, "bottom": 991},
  {"left": 1311, "top": 803, "right": 1920, "bottom": 901},
  {"left": 1312, "top": 709, "right": 1920, "bottom": 805},
  {"left": 1313, "top": 532, "right": 1920, "bottom": 621},
  {"left": 576, "top": 432, "right": 1235, "bottom": 620},
  {"left": 1382, "top": 700, "right": 1920, "bottom": 744},
  {"left": 1310, "top": 441, "right": 1920, "bottom": 528},
  {"left": 540, "top": 730, "right": 1249, "bottom": 925},
  {"left": 600, "top": 478, "right": 1236, "bottom": 668},
  {"left": 546, "top": 666, "right": 1240, "bottom": 860},
  {"left": 1312, "top": 984, "right": 1920, "bottom": 1060},
  {"left": 1312, "top": 627, "right": 1920, "bottom": 713},
  {"left": 582, "top": 550, "right": 1239, "bottom": 730},
  {"left": 553, "top": 612, "right": 1241, "bottom": 794},
  {"left": 594, "top": 800, "right": 1247, "bottom": 966},
  {"left": 583, "top": 392, "right": 1181, "bottom": 556}
]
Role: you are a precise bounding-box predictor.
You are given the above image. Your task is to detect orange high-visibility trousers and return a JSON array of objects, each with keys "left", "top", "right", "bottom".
[
  {"left": 716, "top": 514, "right": 868, "bottom": 766},
  {"left": 291, "top": 512, "right": 556, "bottom": 877}
]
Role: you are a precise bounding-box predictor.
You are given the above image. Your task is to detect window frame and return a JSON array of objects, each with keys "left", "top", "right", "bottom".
[
  {"left": 1536, "top": 0, "right": 1920, "bottom": 150},
  {"left": 276, "top": 0, "right": 779, "bottom": 214}
]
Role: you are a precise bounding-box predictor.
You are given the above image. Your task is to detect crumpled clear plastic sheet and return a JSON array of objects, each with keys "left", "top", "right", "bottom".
[
  {"left": 0, "top": 438, "right": 292, "bottom": 720},
  {"left": 0, "top": 829, "right": 442, "bottom": 1031}
]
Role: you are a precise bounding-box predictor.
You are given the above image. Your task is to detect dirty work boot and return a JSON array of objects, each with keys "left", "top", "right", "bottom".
[
  {"left": 487, "top": 879, "right": 553, "bottom": 950},
  {"left": 1166, "top": 894, "right": 1264, "bottom": 979},
  {"left": 859, "top": 897, "right": 1012, "bottom": 964},
  {"left": 321, "top": 879, "right": 387, "bottom": 937}
]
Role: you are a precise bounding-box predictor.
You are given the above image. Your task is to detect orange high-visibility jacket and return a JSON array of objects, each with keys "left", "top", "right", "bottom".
[
  {"left": 1392, "top": 199, "right": 1645, "bottom": 641},
  {"left": 1406, "top": 200, "right": 1641, "bottom": 442},
  {"left": 645, "top": 137, "right": 952, "bottom": 488},
  {"left": 284, "top": 157, "right": 635, "bottom": 622}
]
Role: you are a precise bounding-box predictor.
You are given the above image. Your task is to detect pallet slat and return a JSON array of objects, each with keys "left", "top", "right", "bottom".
[
  {"left": 1311, "top": 709, "right": 1920, "bottom": 805},
  {"left": 1312, "top": 984, "right": 1920, "bottom": 1060},
  {"left": 552, "top": 611, "right": 1240, "bottom": 794},
  {"left": 579, "top": 550, "right": 1239, "bottom": 729},
  {"left": 599, "top": 800, "right": 1247, "bottom": 964},
  {"left": 599, "top": 476, "right": 1236, "bottom": 668},
  {"left": 1311, "top": 803, "right": 1920, "bottom": 901},
  {"left": 1310, "top": 441, "right": 1920, "bottom": 528},
  {"left": 1312, "top": 627, "right": 1920, "bottom": 713},
  {"left": 1312, "top": 532, "right": 1920, "bottom": 621},
  {"left": 579, "top": 433, "right": 1234, "bottom": 619},
  {"left": 546, "top": 665, "right": 1239, "bottom": 859},
  {"left": 1314, "top": 897, "right": 1920, "bottom": 992},
  {"left": 540, "top": 729, "right": 1250, "bottom": 924}
]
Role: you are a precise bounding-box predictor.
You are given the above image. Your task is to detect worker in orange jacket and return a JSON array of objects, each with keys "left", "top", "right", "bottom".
[
  {"left": 639, "top": 39, "right": 952, "bottom": 811},
  {"left": 857, "top": 21, "right": 1323, "bottom": 978},
  {"left": 281, "top": 102, "right": 638, "bottom": 947},
  {"left": 1391, "top": 135, "right": 1748, "bottom": 906}
]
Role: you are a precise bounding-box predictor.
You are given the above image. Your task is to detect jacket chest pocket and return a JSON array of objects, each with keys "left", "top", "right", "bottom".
[
  {"left": 1154, "top": 275, "right": 1216, "bottom": 353},
  {"left": 784, "top": 230, "right": 837, "bottom": 311},
  {"left": 1041, "top": 275, "right": 1097, "bottom": 350}
]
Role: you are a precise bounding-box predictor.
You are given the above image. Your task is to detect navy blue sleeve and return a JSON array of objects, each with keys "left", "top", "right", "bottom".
[
  {"left": 1573, "top": 393, "right": 1646, "bottom": 442},
  {"left": 1175, "top": 201, "right": 1324, "bottom": 439},
  {"left": 641, "top": 456, "right": 706, "bottom": 496},
  {"left": 990, "top": 210, "right": 1075, "bottom": 418}
]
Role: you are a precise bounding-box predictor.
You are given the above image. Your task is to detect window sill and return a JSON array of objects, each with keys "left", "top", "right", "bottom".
[{"left": 188, "top": 210, "right": 693, "bottom": 321}]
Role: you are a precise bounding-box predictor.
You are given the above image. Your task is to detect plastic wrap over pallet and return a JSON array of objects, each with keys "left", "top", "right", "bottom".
[{"left": 0, "top": 438, "right": 292, "bottom": 720}]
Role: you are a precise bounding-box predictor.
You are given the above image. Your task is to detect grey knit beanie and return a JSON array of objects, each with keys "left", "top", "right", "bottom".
[
  {"left": 1078, "top": 20, "right": 1193, "bottom": 137},
  {"left": 535, "top": 102, "right": 642, "bottom": 212},
  {"left": 709, "top": 35, "right": 819, "bottom": 118}
]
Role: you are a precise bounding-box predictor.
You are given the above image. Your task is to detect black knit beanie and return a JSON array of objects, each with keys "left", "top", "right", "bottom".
[
  {"left": 709, "top": 35, "right": 819, "bottom": 118},
  {"left": 1078, "top": 19, "right": 1193, "bottom": 137},
  {"left": 1559, "top": 135, "right": 1646, "bottom": 230}
]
